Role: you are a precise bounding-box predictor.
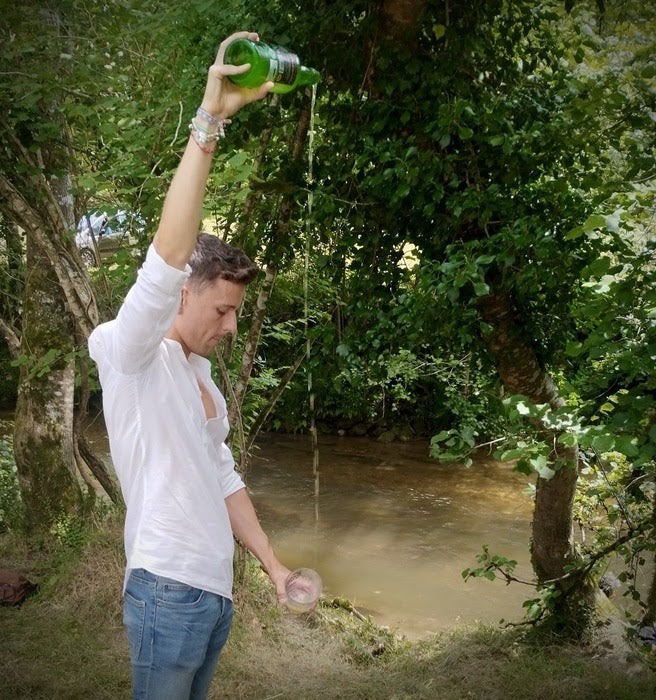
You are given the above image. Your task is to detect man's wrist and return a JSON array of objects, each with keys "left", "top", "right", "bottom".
[
  {"left": 194, "top": 108, "right": 230, "bottom": 137},
  {"left": 188, "top": 107, "right": 231, "bottom": 154},
  {"left": 197, "top": 105, "right": 230, "bottom": 125}
]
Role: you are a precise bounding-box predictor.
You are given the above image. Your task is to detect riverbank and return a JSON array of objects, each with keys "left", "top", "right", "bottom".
[{"left": 2, "top": 515, "right": 655, "bottom": 700}]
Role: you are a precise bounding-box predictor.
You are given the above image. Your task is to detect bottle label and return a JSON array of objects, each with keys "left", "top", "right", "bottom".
[{"left": 267, "top": 48, "right": 299, "bottom": 85}]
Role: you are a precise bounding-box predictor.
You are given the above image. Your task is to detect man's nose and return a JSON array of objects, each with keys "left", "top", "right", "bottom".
[{"left": 222, "top": 312, "right": 237, "bottom": 335}]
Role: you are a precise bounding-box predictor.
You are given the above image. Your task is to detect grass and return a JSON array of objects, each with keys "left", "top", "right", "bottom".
[{"left": 2, "top": 515, "right": 656, "bottom": 700}]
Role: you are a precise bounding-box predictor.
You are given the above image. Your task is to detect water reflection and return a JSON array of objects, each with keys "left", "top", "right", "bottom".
[{"left": 248, "top": 433, "right": 535, "bottom": 639}]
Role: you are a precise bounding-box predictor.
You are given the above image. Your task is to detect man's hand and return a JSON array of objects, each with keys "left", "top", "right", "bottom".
[
  {"left": 267, "top": 561, "right": 291, "bottom": 606},
  {"left": 199, "top": 31, "right": 273, "bottom": 120}
]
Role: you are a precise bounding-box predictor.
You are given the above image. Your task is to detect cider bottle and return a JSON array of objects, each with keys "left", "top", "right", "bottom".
[{"left": 224, "top": 38, "right": 320, "bottom": 94}]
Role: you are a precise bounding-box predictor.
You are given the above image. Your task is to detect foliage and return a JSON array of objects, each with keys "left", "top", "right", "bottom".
[
  {"left": 1, "top": 0, "right": 656, "bottom": 635},
  {"left": 575, "top": 455, "right": 655, "bottom": 616},
  {"left": 1, "top": 0, "right": 654, "bottom": 432},
  {"left": 461, "top": 546, "right": 566, "bottom": 626},
  {"left": 454, "top": 185, "right": 656, "bottom": 619}
]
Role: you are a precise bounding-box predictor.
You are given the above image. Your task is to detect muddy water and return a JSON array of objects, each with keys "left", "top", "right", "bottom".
[
  {"left": 247, "top": 433, "right": 535, "bottom": 640},
  {"left": 75, "top": 418, "right": 535, "bottom": 640}
]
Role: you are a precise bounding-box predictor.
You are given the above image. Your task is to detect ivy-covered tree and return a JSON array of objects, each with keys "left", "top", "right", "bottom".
[{"left": 0, "top": 4, "right": 106, "bottom": 530}]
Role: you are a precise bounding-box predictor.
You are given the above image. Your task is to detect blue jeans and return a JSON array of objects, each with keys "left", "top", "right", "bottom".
[{"left": 123, "top": 568, "right": 233, "bottom": 700}]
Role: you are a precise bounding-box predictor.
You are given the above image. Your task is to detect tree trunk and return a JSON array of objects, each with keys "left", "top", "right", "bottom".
[
  {"left": 13, "top": 226, "right": 85, "bottom": 533},
  {"left": 477, "top": 289, "right": 595, "bottom": 634},
  {"left": 1, "top": 117, "right": 113, "bottom": 528},
  {"left": 642, "top": 491, "right": 656, "bottom": 625},
  {"left": 227, "top": 263, "right": 278, "bottom": 429}
]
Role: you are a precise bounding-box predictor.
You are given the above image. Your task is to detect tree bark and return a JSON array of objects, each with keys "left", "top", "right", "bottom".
[
  {"left": 1, "top": 107, "right": 108, "bottom": 529},
  {"left": 642, "top": 491, "right": 656, "bottom": 625},
  {"left": 477, "top": 289, "right": 594, "bottom": 633},
  {"left": 227, "top": 263, "right": 278, "bottom": 429},
  {"left": 13, "top": 224, "right": 84, "bottom": 533},
  {"left": 0, "top": 154, "right": 98, "bottom": 339}
]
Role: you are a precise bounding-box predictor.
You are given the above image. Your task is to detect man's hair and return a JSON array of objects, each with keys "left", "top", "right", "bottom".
[{"left": 188, "top": 233, "right": 259, "bottom": 287}]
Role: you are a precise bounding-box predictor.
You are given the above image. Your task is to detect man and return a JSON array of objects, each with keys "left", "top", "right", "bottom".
[{"left": 88, "top": 31, "right": 290, "bottom": 700}]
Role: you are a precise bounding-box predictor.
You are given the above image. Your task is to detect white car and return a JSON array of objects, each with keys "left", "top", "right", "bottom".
[{"left": 76, "top": 210, "right": 143, "bottom": 266}]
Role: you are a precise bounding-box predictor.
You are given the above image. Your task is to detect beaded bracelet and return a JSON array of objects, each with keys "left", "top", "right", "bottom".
[
  {"left": 195, "top": 108, "right": 230, "bottom": 138},
  {"left": 197, "top": 107, "right": 230, "bottom": 130},
  {"left": 188, "top": 109, "right": 231, "bottom": 154},
  {"left": 189, "top": 118, "right": 220, "bottom": 143}
]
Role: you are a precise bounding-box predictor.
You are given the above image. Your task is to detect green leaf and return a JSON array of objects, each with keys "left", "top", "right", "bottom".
[
  {"left": 582, "top": 214, "right": 606, "bottom": 232},
  {"left": 475, "top": 254, "right": 496, "bottom": 265},
  {"left": 558, "top": 432, "right": 578, "bottom": 448},
  {"left": 513, "top": 459, "right": 534, "bottom": 476},
  {"left": 529, "top": 455, "right": 555, "bottom": 479},
  {"left": 565, "top": 340, "right": 583, "bottom": 356},
  {"left": 565, "top": 225, "right": 584, "bottom": 240},
  {"left": 591, "top": 434, "right": 615, "bottom": 453},
  {"left": 499, "top": 448, "right": 523, "bottom": 461},
  {"left": 614, "top": 435, "right": 639, "bottom": 457},
  {"left": 227, "top": 151, "right": 249, "bottom": 167},
  {"left": 473, "top": 281, "right": 490, "bottom": 296},
  {"left": 584, "top": 256, "right": 612, "bottom": 278}
]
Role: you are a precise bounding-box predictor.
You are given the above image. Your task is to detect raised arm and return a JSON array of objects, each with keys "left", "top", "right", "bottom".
[{"left": 153, "top": 31, "right": 272, "bottom": 270}]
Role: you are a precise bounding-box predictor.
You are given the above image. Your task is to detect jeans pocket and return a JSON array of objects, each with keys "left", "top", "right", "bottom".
[
  {"left": 156, "top": 578, "right": 205, "bottom": 608},
  {"left": 123, "top": 590, "right": 146, "bottom": 661}
]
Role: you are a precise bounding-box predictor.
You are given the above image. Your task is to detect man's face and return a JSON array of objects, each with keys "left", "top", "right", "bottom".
[{"left": 170, "top": 277, "right": 247, "bottom": 357}]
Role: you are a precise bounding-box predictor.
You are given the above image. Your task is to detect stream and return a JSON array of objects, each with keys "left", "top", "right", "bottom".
[
  {"left": 247, "top": 433, "right": 535, "bottom": 640},
  {"left": 37, "top": 414, "right": 539, "bottom": 640}
]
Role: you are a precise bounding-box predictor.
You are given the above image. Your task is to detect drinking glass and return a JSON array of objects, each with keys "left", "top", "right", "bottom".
[{"left": 285, "top": 567, "right": 322, "bottom": 613}]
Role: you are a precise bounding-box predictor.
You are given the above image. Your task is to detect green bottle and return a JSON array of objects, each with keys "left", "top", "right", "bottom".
[{"left": 224, "top": 38, "right": 320, "bottom": 94}]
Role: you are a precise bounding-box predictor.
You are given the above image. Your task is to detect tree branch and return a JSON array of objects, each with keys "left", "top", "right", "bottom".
[{"left": 0, "top": 317, "right": 20, "bottom": 358}]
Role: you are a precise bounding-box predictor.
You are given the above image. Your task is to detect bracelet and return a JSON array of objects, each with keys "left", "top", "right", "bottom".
[
  {"left": 188, "top": 108, "right": 231, "bottom": 155},
  {"left": 188, "top": 118, "right": 222, "bottom": 144},
  {"left": 190, "top": 130, "right": 216, "bottom": 154},
  {"left": 195, "top": 108, "right": 231, "bottom": 139},
  {"left": 197, "top": 107, "right": 230, "bottom": 130}
]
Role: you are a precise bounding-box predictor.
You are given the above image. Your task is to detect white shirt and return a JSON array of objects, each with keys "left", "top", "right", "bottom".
[{"left": 88, "top": 245, "right": 245, "bottom": 599}]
